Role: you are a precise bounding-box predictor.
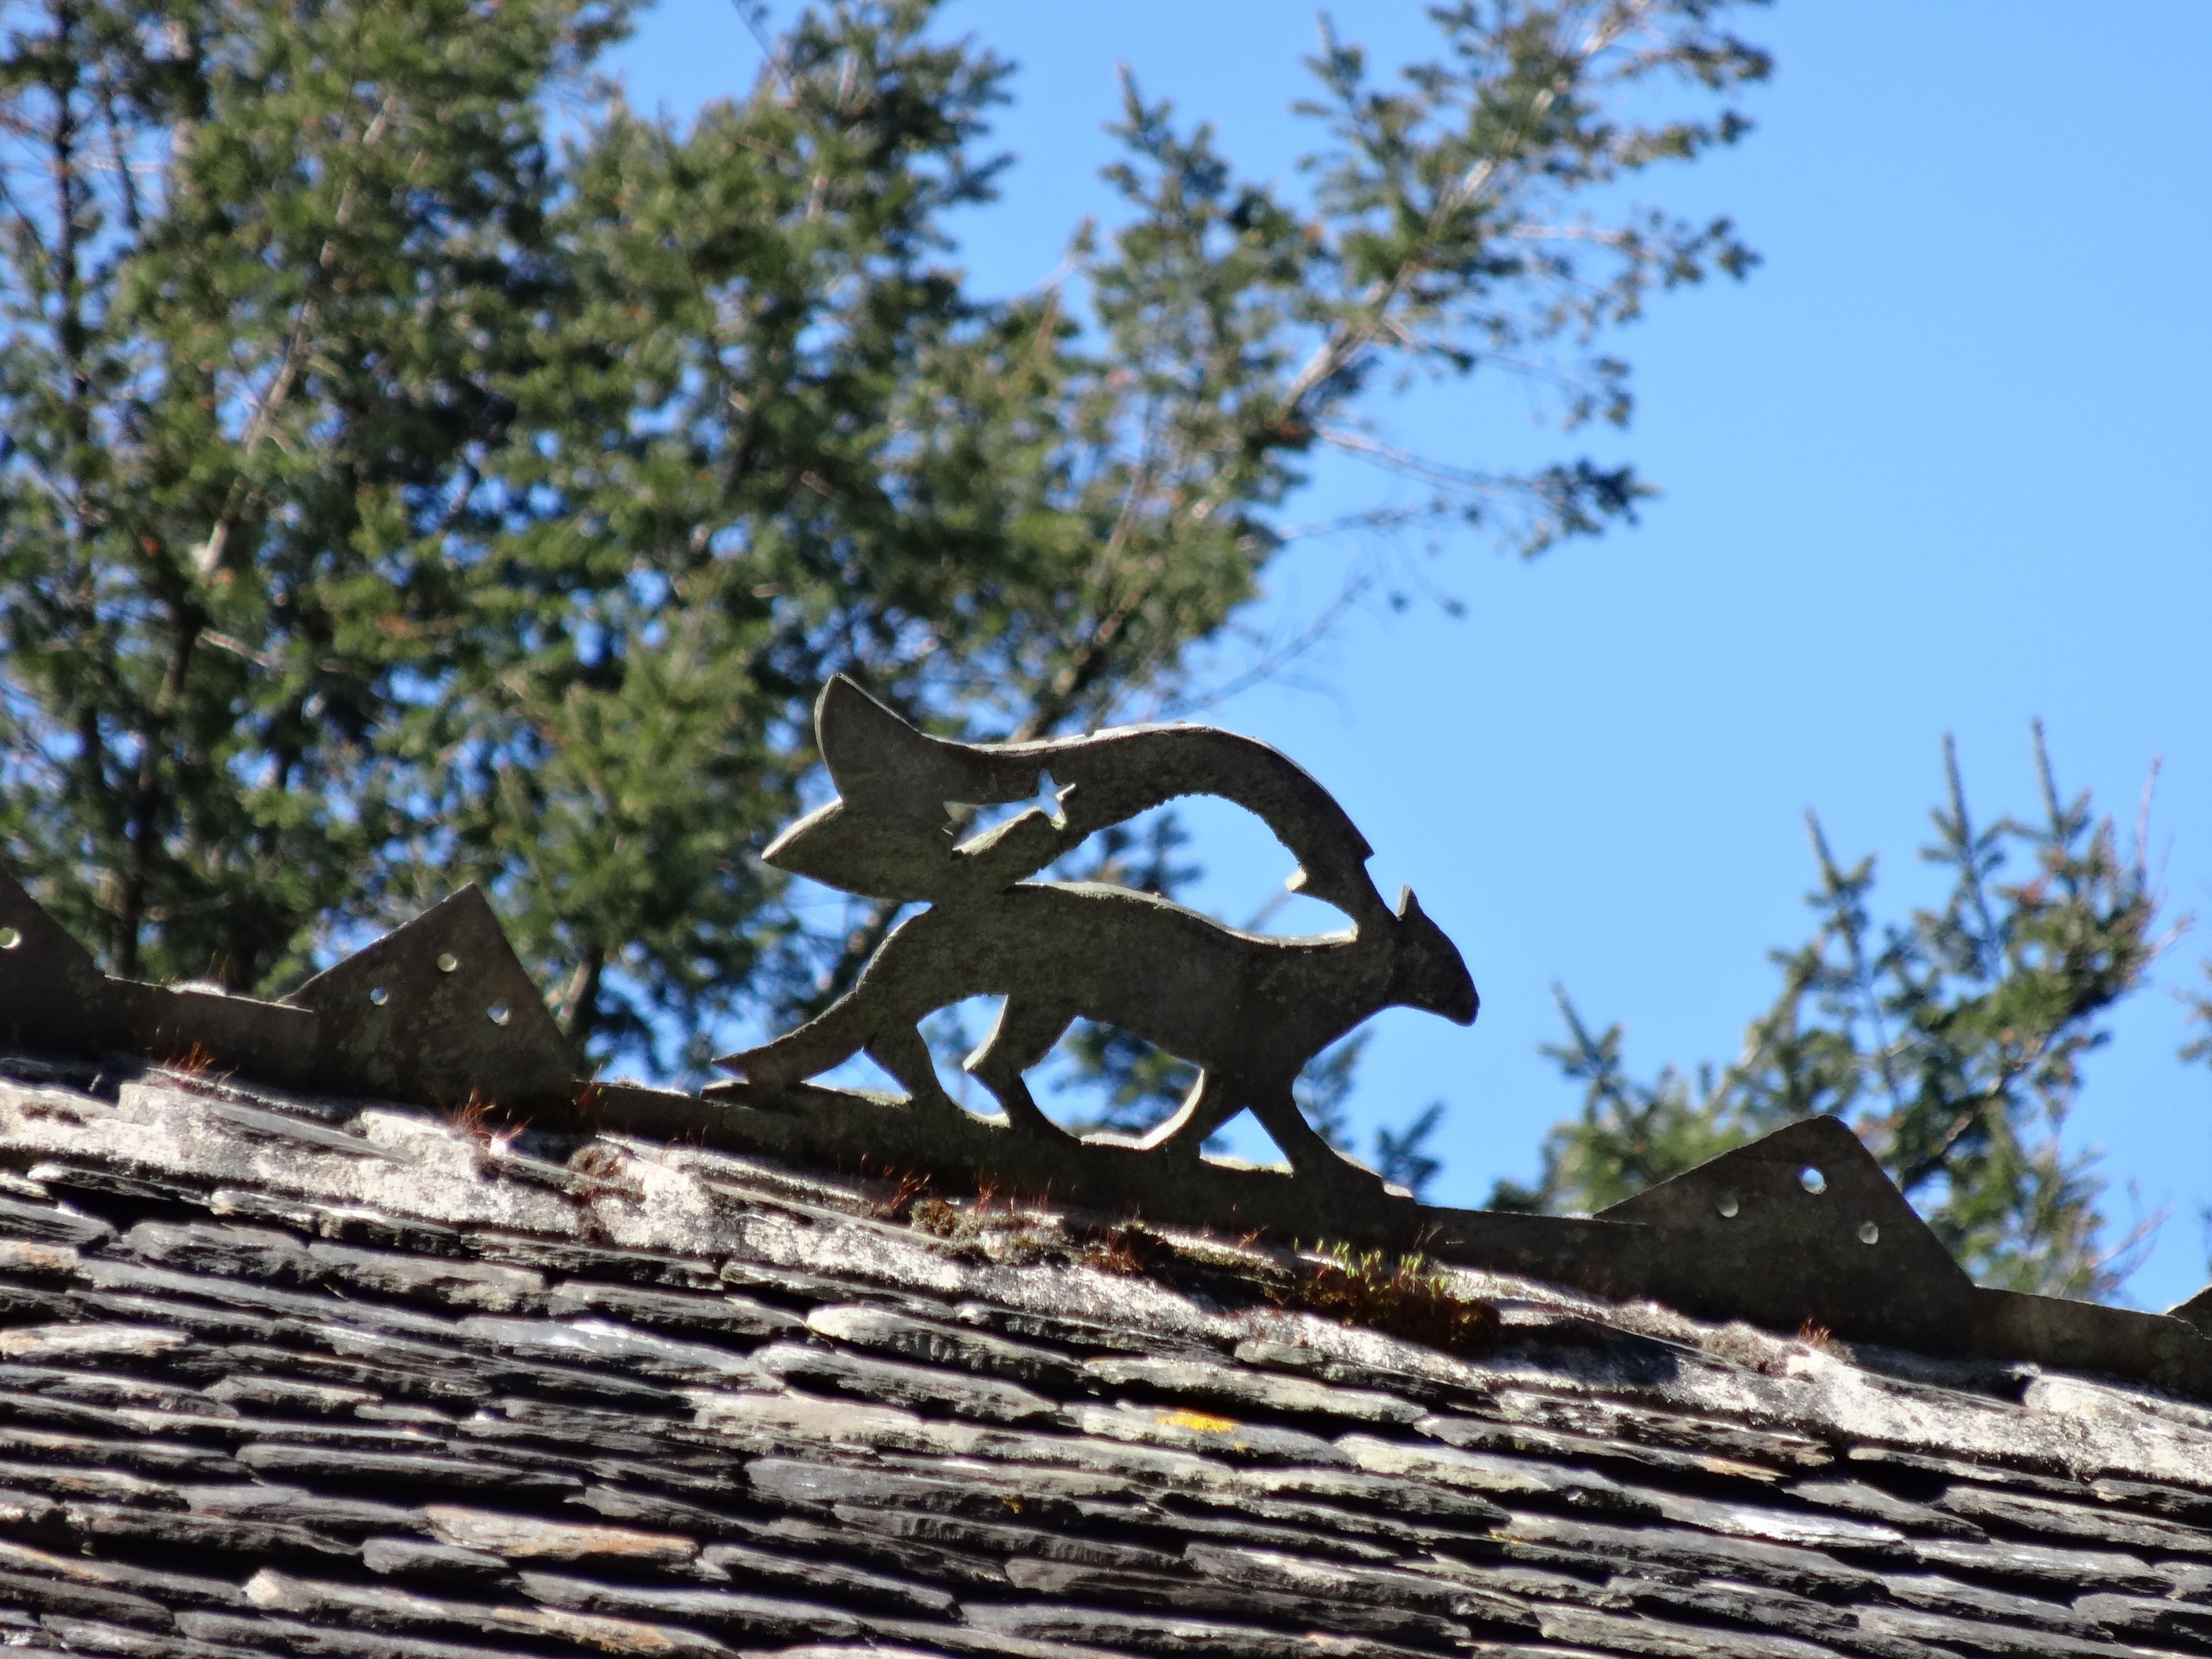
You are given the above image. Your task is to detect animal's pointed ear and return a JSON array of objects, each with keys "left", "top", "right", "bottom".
[{"left": 1395, "top": 886, "right": 1424, "bottom": 921}]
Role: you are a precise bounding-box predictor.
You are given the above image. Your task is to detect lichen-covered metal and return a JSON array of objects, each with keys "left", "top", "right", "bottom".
[
  {"left": 716, "top": 677, "right": 1476, "bottom": 1192},
  {"left": 0, "top": 682, "right": 2208, "bottom": 1391}
]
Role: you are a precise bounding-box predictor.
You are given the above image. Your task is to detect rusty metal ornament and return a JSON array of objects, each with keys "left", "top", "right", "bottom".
[{"left": 711, "top": 677, "right": 1477, "bottom": 1191}]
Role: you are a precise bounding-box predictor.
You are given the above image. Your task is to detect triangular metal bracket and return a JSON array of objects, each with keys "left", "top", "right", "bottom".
[
  {"left": 0, "top": 866, "right": 318, "bottom": 1081},
  {"left": 2171, "top": 1284, "right": 2212, "bottom": 1336},
  {"left": 1598, "top": 1114, "right": 1977, "bottom": 1350},
  {"left": 0, "top": 867, "right": 107, "bottom": 1055},
  {"left": 285, "top": 885, "right": 578, "bottom": 1114}
]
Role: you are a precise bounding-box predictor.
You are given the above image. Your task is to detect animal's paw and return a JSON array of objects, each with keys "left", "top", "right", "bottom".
[{"left": 712, "top": 1047, "right": 796, "bottom": 1087}]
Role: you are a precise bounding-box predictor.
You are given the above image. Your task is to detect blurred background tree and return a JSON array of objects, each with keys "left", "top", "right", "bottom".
[
  {"left": 0, "top": 0, "right": 628, "bottom": 992},
  {"left": 0, "top": 0, "right": 1769, "bottom": 1195}
]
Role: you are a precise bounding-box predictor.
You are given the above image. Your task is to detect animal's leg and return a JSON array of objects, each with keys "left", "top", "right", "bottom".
[
  {"left": 964, "top": 999, "right": 1075, "bottom": 1142},
  {"left": 1135, "top": 1070, "right": 1243, "bottom": 1156},
  {"left": 864, "top": 1022, "right": 957, "bottom": 1113},
  {"left": 1248, "top": 1084, "right": 1386, "bottom": 1198}
]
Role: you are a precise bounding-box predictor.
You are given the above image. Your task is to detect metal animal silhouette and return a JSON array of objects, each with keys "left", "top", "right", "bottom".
[{"left": 718, "top": 678, "right": 1476, "bottom": 1184}]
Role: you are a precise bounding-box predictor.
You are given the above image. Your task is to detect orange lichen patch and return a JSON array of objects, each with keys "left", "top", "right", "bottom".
[{"left": 1157, "top": 1409, "right": 1240, "bottom": 1436}]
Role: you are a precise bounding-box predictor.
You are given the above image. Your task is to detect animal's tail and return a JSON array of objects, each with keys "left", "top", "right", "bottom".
[{"left": 714, "top": 997, "right": 877, "bottom": 1088}]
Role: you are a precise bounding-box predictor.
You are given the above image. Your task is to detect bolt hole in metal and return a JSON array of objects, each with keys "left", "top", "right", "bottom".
[
  {"left": 0, "top": 926, "right": 18, "bottom": 950},
  {"left": 486, "top": 1004, "right": 511, "bottom": 1027},
  {"left": 1798, "top": 1165, "right": 1827, "bottom": 1195},
  {"left": 1716, "top": 1193, "right": 1740, "bottom": 1219},
  {"left": 437, "top": 952, "right": 459, "bottom": 973},
  {"left": 369, "top": 987, "right": 389, "bottom": 1007},
  {"left": 1858, "top": 1221, "right": 1880, "bottom": 1244}
]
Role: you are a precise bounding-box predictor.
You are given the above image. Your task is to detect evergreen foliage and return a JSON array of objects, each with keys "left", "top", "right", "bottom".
[
  {"left": 0, "top": 1, "right": 1766, "bottom": 1154},
  {"left": 1498, "top": 727, "right": 2174, "bottom": 1299},
  {"left": 0, "top": 0, "right": 627, "bottom": 992}
]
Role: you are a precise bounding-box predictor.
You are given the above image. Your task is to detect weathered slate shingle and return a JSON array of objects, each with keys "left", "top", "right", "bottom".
[{"left": 1, "top": 1059, "right": 2211, "bottom": 1657}]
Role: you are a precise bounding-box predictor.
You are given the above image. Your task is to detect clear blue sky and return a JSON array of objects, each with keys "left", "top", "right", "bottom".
[{"left": 606, "top": 2, "right": 2212, "bottom": 1311}]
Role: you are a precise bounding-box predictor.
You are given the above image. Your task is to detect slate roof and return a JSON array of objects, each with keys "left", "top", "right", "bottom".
[{"left": 3, "top": 1053, "right": 2212, "bottom": 1659}]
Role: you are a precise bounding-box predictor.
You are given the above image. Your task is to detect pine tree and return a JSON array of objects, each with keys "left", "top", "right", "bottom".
[
  {"left": 0, "top": 0, "right": 626, "bottom": 990},
  {"left": 1499, "top": 727, "right": 2173, "bottom": 1299}
]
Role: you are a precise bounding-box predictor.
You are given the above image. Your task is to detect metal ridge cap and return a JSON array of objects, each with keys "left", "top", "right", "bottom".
[{"left": 3, "top": 857, "right": 2211, "bottom": 1398}]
